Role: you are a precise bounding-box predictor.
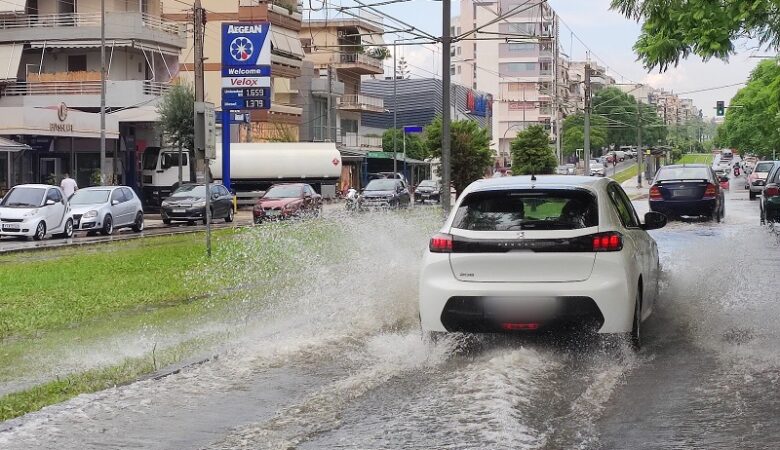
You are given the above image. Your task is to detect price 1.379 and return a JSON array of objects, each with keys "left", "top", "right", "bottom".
[{"left": 244, "top": 99, "right": 267, "bottom": 109}]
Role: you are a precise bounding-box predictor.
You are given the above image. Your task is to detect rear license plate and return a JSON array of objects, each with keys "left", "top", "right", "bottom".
[
  {"left": 671, "top": 189, "right": 695, "bottom": 198},
  {"left": 2, "top": 224, "right": 20, "bottom": 231},
  {"left": 422, "top": 194, "right": 430, "bottom": 198},
  {"left": 173, "top": 209, "right": 186, "bottom": 214}
]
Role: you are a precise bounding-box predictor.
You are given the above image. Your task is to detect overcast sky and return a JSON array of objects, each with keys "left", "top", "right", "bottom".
[{"left": 323, "top": 0, "right": 766, "bottom": 118}]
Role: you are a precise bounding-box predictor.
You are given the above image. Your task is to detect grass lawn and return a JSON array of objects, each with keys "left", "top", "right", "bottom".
[
  {"left": 677, "top": 153, "right": 713, "bottom": 165},
  {"left": 611, "top": 165, "right": 639, "bottom": 184}
]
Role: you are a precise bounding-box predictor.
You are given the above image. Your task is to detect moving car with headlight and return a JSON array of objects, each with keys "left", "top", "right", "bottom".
[
  {"left": 414, "top": 180, "right": 441, "bottom": 203},
  {"left": 161, "top": 183, "right": 234, "bottom": 225},
  {"left": 253, "top": 183, "right": 322, "bottom": 223},
  {"left": 359, "top": 178, "right": 411, "bottom": 210},
  {"left": 69, "top": 186, "right": 144, "bottom": 235},
  {"left": 0, "top": 184, "right": 74, "bottom": 240},
  {"left": 418, "top": 175, "right": 666, "bottom": 349}
]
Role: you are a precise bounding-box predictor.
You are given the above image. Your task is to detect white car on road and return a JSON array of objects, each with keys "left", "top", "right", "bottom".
[
  {"left": 69, "top": 186, "right": 145, "bottom": 235},
  {"left": 419, "top": 176, "right": 666, "bottom": 349},
  {"left": 0, "top": 184, "right": 74, "bottom": 240}
]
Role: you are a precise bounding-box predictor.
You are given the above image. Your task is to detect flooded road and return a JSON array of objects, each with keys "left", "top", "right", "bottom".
[{"left": 3, "top": 189, "right": 780, "bottom": 449}]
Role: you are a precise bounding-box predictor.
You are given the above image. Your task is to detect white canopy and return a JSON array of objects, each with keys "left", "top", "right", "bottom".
[{"left": 0, "top": 44, "right": 23, "bottom": 83}]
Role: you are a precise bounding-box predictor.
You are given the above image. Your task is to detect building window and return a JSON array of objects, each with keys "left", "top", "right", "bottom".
[
  {"left": 301, "top": 38, "right": 312, "bottom": 54},
  {"left": 59, "top": 0, "right": 75, "bottom": 14},
  {"left": 499, "top": 23, "right": 537, "bottom": 36},
  {"left": 457, "top": 65, "right": 461, "bottom": 74},
  {"left": 499, "top": 62, "right": 537, "bottom": 76},
  {"left": 457, "top": 46, "right": 461, "bottom": 55},
  {"left": 473, "top": 82, "right": 477, "bottom": 89},
  {"left": 450, "top": 65, "right": 456, "bottom": 75},
  {"left": 68, "top": 55, "right": 87, "bottom": 72}
]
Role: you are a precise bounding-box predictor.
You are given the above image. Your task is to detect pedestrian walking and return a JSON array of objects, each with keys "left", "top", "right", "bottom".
[{"left": 60, "top": 173, "right": 78, "bottom": 199}]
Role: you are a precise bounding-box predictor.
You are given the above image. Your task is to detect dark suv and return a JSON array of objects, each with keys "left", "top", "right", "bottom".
[{"left": 359, "top": 178, "right": 411, "bottom": 210}]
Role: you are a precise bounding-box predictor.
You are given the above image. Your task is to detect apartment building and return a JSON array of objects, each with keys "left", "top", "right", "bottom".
[
  {"left": 617, "top": 85, "right": 701, "bottom": 125},
  {"left": 453, "top": 0, "right": 561, "bottom": 164},
  {"left": 0, "top": 0, "right": 185, "bottom": 190},
  {"left": 567, "top": 61, "right": 615, "bottom": 112},
  {"left": 299, "top": 14, "right": 385, "bottom": 147},
  {"left": 162, "top": 0, "right": 305, "bottom": 141}
]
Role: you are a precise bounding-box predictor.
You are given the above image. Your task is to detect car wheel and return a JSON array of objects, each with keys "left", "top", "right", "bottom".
[
  {"left": 225, "top": 207, "right": 234, "bottom": 223},
  {"left": 132, "top": 212, "right": 144, "bottom": 232},
  {"left": 750, "top": 190, "right": 757, "bottom": 200},
  {"left": 630, "top": 289, "right": 642, "bottom": 351},
  {"left": 162, "top": 218, "right": 172, "bottom": 225},
  {"left": 60, "top": 219, "right": 73, "bottom": 239},
  {"left": 100, "top": 214, "right": 113, "bottom": 236},
  {"left": 33, "top": 221, "right": 46, "bottom": 241}
]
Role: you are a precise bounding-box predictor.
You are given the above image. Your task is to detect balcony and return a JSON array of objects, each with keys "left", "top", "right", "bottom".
[
  {"left": 0, "top": 12, "right": 186, "bottom": 49},
  {"left": 338, "top": 94, "right": 384, "bottom": 113},
  {"left": 332, "top": 53, "right": 384, "bottom": 75},
  {"left": 0, "top": 79, "right": 170, "bottom": 108},
  {"left": 341, "top": 133, "right": 382, "bottom": 149}
]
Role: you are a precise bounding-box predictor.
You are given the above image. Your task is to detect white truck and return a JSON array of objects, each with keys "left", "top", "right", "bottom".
[{"left": 141, "top": 143, "right": 342, "bottom": 207}]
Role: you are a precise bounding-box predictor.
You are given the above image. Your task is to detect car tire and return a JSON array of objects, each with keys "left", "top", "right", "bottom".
[
  {"left": 225, "top": 207, "right": 234, "bottom": 223},
  {"left": 61, "top": 219, "right": 73, "bottom": 239},
  {"left": 162, "top": 218, "right": 172, "bottom": 225},
  {"left": 750, "top": 190, "right": 757, "bottom": 200},
  {"left": 100, "top": 214, "right": 113, "bottom": 236},
  {"left": 630, "top": 289, "right": 642, "bottom": 351},
  {"left": 32, "top": 221, "right": 46, "bottom": 241},
  {"left": 132, "top": 212, "right": 144, "bottom": 232}
]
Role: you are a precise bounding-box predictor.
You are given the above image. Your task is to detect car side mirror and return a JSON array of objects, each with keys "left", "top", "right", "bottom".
[
  {"left": 45, "top": 199, "right": 55, "bottom": 206},
  {"left": 112, "top": 199, "right": 120, "bottom": 206},
  {"left": 642, "top": 211, "right": 667, "bottom": 231}
]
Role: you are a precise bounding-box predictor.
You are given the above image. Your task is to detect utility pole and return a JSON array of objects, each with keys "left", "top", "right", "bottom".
[
  {"left": 100, "top": 0, "right": 106, "bottom": 185},
  {"left": 637, "top": 103, "right": 643, "bottom": 187},
  {"left": 552, "top": 11, "right": 562, "bottom": 163},
  {"left": 393, "top": 41, "right": 397, "bottom": 174},
  {"left": 326, "top": 65, "right": 332, "bottom": 141},
  {"left": 583, "top": 62, "right": 591, "bottom": 174},
  {"left": 194, "top": 0, "right": 211, "bottom": 257},
  {"left": 441, "top": 0, "right": 452, "bottom": 212}
]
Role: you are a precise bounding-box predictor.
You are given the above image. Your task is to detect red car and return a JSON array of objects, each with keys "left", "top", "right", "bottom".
[{"left": 253, "top": 183, "right": 322, "bottom": 224}]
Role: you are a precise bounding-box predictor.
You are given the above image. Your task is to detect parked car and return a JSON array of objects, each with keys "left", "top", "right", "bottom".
[
  {"left": 69, "top": 186, "right": 144, "bottom": 235},
  {"left": 253, "top": 183, "right": 322, "bottom": 223},
  {"left": 760, "top": 164, "right": 780, "bottom": 223},
  {"left": 418, "top": 175, "right": 665, "bottom": 349},
  {"left": 0, "top": 184, "right": 73, "bottom": 240},
  {"left": 556, "top": 165, "right": 569, "bottom": 175},
  {"left": 590, "top": 160, "right": 606, "bottom": 177},
  {"left": 160, "top": 183, "right": 234, "bottom": 225},
  {"left": 748, "top": 161, "right": 779, "bottom": 200},
  {"left": 359, "top": 178, "right": 411, "bottom": 210},
  {"left": 649, "top": 164, "right": 725, "bottom": 221},
  {"left": 414, "top": 179, "right": 441, "bottom": 203}
]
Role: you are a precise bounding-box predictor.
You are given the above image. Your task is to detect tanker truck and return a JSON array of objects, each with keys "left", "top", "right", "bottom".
[{"left": 141, "top": 142, "right": 342, "bottom": 207}]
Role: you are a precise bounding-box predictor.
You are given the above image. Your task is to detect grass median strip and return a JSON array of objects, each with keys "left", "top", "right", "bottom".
[
  {"left": 677, "top": 153, "right": 713, "bottom": 165},
  {"left": 610, "top": 165, "right": 639, "bottom": 184}
]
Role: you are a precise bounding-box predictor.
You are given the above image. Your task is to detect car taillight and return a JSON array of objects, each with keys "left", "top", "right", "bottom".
[
  {"left": 703, "top": 183, "right": 717, "bottom": 199},
  {"left": 429, "top": 233, "right": 453, "bottom": 253},
  {"left": 766, "top": 186, "right": 780, "bottom": 197},
  {"left": 649, "top": 185, "right": 663, "bottom": 200},
  {"left": 592, "top": 232, "right": 623, "bottom": 252}
]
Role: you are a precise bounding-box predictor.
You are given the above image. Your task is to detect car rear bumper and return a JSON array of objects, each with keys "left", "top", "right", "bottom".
[
  {"left": 650, "top": 198, "right": 717, "bottom": 218},
  {"left": 419, "top": 253, "right": 635, "bottom": 334}
]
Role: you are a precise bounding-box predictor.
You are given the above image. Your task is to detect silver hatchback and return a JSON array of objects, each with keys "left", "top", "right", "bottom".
[{"left": 69, "top": 186, "right": 144, "bottom": 235}]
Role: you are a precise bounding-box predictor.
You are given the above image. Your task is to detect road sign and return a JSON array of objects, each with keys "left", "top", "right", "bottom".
[
  {"left": 215, "top": 111, "right": 251, "bottom": 124},
  {"left": 403, "top": 125, "right": 423, "bottom": 134}
]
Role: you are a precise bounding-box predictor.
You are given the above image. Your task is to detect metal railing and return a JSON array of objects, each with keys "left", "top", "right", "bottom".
[
  {"left": 0, "top": 12, "right": 182, "bottom": 35},
  {"left": 342, "top": 133, "right": 382, "bottom": 148},
  {"left": 2, "top": 80, "right": 170, "bottom": 97},
  {"left": 335, "top": 53, "right": 384, "bottom": 70},
  {"left": 338, "top": 94, "right": 384, "bottom": 111}
]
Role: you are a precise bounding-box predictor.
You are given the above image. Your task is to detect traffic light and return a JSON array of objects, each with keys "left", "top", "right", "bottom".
[{"left": 716, "top": 101, "right": 725, "bottom": 116}]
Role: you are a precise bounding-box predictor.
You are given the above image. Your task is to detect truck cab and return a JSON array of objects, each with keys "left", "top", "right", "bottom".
[{"left": 141, "top": 147, "right": 192, "bottom": 207}]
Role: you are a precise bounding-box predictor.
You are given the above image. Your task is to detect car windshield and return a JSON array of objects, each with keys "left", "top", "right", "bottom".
[
  {"left": 69, "top": 189, "right": 110, "bottom": 205},
  {"left": 756, "top": 162, "right": 774, "bottom": 172},
  {"left": 656, "top": 167, "right": 711, "bottom": 181},
  {"left": 1, "top": 187, "right": 45, "bottom": 208},
  {"left": 365, "top": 179, "right": 398, "bottom": 191},
  {"left": 264, "top": 186, "right": 302, "bottom": 199},
  {"left": 419, "top": 180, "right": 437, "bottom": 187},
  {"left": 171, "top": 185, "right": 206, "bottom": 198},
  {"left": 453, "top": 189, "right": 598, "bottom": 231}
]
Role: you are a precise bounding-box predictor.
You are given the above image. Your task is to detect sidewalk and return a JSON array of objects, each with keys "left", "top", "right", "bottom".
[{"left": 621, "top": 178, "right": 649, "bottom": 201}]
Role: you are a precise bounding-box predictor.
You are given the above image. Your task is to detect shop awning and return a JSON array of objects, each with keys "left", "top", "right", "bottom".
[
  {"left": 0, "top": 44, "right": 23, "bottom": 83},
  {"left": 0, "top": 136, "right": 30, "bottom": 152},
  {"left": 0, "top": 0, "right": 26, "bottom": 14},
  {"left": 366, "top": 151, "right": 427, "bottom": 164},
  {"left": 270, "top": 28, "right": 305, "bottom": 60},
  {"left": 30, "top": 40, "right": 180, "bottom": 56}
]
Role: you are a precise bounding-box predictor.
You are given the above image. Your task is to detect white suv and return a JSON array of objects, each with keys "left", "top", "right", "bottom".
[
  {"left": 0, "top": 184, "right": 74, "bottom": 240},
  {"left": 418, "top": 176, "right": 666, "bottom": 349}
]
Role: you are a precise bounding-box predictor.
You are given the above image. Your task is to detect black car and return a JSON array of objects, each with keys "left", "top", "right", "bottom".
[
  {"left": 414, "top": 180, "right": 441, "bottom": 203},
  {"left": 359, "top": 178, "right": 411, "bottom": 210},
  {"left": 760, "top": 163, "right": 780, "bottom": 223},
  {"left": 649, "top": 164, "right": 725, "bottom": 221},
  {"left": 160, "top": 183, "right": 234, "bottom": 225}
]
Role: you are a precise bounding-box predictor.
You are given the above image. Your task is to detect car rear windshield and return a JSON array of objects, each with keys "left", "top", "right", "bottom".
[
  {"left": 452, "top": 189, "right": 598, "bottom": 231},
  {"left": 756, "top": 162, "right": 775, "bottom": 173},
  {"left": 70, "top": 189, "right": 110, "bottom": 205},
  {"left": 1, "top": 187, "right": 45, "bottom": 208},
  {"left": 655, "top": 167, "right": 711, "bottom": 181}
]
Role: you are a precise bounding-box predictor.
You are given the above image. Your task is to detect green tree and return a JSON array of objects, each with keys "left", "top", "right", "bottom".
[
  {"left": 562, "top": 113, "right": 608, "bottom": 157},
  {"left": 382, "top": 128, "right": 429, "bottom": 161},
  {"left": 425, "top": 117, "right": 493, "bottom": 196},
  {"left": 715, "top": 60, "right": 780, "bottom": 158},
  {"left": 157, "top": 83, "right": 195, "bottom": 184},
  {"left": 511, "top": 125, "right": 558, "bottom": 175},
  {"left": 610, "top": 0, "right": 779, "bottom": 71},
  {"left": 591, "top": 87, "right": 666, "bottom": 149}
]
